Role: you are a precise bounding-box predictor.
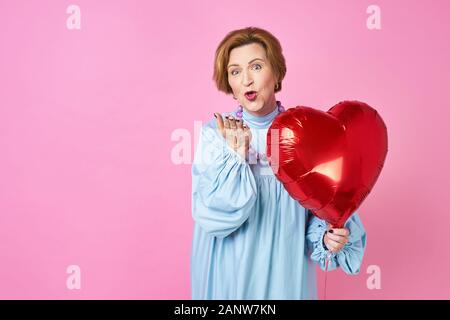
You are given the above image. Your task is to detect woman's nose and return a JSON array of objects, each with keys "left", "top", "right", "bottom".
[{"left": 242, "top": 71, "right": 253, "bottom": 86}]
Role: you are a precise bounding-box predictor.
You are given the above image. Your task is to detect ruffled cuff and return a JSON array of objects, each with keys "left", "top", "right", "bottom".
[
  {"left": 333, "top": 213, "right": 367, "bottom": 275},
  {"left": 306, "top": 211, "right": 367, "bottom": 274},
  {"left": 308, "top": 218, "right": 338, "bottom": 271}
]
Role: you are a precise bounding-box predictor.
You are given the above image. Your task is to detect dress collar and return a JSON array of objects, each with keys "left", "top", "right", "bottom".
[{"left": 242, "top": 104, "right": 280, "bottom": 129}]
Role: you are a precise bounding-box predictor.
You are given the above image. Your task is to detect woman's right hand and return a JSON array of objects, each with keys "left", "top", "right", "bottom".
[
  {"left": 215, "top": 113, "right": 252, "bottom": 161},
  {"left": 323, "top": 225, "right": 350, "bottom": 253}
]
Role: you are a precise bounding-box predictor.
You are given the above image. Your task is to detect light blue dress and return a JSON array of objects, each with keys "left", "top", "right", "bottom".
[{"left": 190, "top": 105, "right": 367, "bottom": 300}]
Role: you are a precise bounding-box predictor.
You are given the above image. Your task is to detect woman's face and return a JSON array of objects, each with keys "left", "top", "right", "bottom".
[{"left": 227, "top": 43, "right": 278, "bottom": 117}]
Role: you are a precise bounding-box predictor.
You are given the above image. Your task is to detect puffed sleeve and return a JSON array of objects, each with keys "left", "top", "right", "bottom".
[
  {"left": 191, "top": 118, "right": 257, "bottom": 238},
  {"left": 305, "top": 209, "right": 367, "bottom": 275}
]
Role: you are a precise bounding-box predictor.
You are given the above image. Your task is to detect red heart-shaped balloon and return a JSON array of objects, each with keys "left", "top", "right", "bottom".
[{"left": 267, "top": 101, "right": 388, "bottom": 228}]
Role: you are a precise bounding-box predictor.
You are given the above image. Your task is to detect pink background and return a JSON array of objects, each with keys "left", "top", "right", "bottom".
[{"left": 0, "top": 0, "right": 449, "bottom": 299}]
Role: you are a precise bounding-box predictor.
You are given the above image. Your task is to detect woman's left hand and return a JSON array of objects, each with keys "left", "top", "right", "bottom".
[{"left": 323, "top": 226, "right": 350, "bottom": 253}]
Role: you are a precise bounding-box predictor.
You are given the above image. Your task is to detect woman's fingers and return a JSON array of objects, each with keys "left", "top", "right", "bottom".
[
  {"left": 243, "top": 123, "right": 252, "bottom": 138},
  {"left": 222, "top": 116, "right": 237, "bottom": 148},
  {"left": 228, "top": 115, "right": 237, "bottom": 129},
  {"left": 223, "top": 116, "right": 232, "bottom": 144},
  {"left": 236, "top": 118, "right": 244, "bottom": 130},
  {"left": 243, "top": 125, "right": 251, "bottom": 146},
  {"left": 324, "top": 235, "right": 344, "bottom": 252},
  {"left": 215, "top": 113, "right": 225, "bottom": 137},
  {"left": 326, "top": 232, "right": 348, "bottom": 245},
  {"left": 235, "top": 120, "right": 245, "bottom": 143},
  {"left": 218, "top": 115, "right": 252, "bottom": 154},
  {"left": 229, "top": 117, "right": 239, "bottom": 148},
  {"left": 236, "top": 121, "right": 251, "bottom": 146},
  {"left": 329, "top": 228, "right": 350, "bottom": 237},
  {"left": 223, "top": 115, "right": 230, "bottom": 130}
]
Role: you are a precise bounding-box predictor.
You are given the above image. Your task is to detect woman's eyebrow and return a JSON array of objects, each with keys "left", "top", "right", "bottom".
[{"left": 227, "top": 58, "right": 265, "bottom": 69}]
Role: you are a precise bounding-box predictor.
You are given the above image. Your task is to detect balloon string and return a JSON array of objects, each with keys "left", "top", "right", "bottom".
[{"left": 323, "top": 252, "right": 331, "bottom": 300}]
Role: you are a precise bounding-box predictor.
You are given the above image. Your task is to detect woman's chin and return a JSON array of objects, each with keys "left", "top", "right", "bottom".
[{"left": 244, "top": 100, "right": 263, "bottom": 112}]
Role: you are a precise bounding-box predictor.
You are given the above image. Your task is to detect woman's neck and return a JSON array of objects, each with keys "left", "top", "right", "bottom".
[{"left": 245, "top": 96, "right": 277, "bottom": 117}]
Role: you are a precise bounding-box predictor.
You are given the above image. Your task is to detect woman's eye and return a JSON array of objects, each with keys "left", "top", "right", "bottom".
[{"left": 230, "top": 64, "right": 261, "bottom": 76}]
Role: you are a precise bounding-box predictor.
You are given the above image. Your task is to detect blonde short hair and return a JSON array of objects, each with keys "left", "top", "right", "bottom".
[{"left": 213, "top": 26, "right": 287, "bottom": 95}]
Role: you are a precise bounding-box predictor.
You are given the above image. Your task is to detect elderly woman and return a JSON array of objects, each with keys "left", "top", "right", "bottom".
[{"left": 191, "top": 27, "right": 366, "bottom": 299}]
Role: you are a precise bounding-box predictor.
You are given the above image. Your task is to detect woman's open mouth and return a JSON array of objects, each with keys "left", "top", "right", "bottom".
[{"left": 245, "top": 91, "right": 257, "bottom": 101}]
